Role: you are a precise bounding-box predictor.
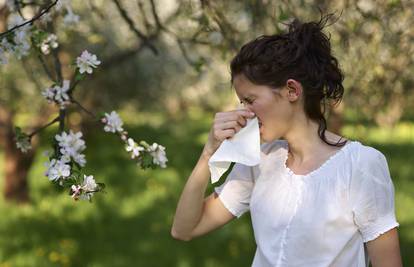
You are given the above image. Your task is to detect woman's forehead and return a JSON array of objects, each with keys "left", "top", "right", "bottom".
[{"left": 233, "top": 75, "right": 258, "bottom": 95}]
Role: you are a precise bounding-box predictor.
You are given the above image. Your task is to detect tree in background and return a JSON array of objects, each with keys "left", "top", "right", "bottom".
[
  {"left": 0, "top": 0, "right": 168, "bottom": 202},
  {"left": 1, "top": 0, "right": 413, "bottom": 202}
]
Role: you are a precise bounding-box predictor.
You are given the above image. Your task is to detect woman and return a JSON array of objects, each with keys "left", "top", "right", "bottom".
[{"left": 171, "top": 13, "right": 402, "bottom": 267}]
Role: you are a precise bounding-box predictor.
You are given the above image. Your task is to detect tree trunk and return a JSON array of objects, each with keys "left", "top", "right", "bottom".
[
  {"left": 0, "top": 103, "right": 54, "bottom": 203},
  {"left": 0, "top": 107, "right": 37, "bottom": 203},
  {"left": 3, "top": 134, "right": 34, "bottom": 203}
]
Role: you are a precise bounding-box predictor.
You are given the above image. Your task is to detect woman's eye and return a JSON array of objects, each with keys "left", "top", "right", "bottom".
[{"left": 240, "top": 98, "right": 254, "bottom": 105}]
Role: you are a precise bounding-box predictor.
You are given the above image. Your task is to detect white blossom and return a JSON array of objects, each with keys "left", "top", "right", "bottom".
[
  {"left": 54, "top": 80, "right": 70, "bottom": 108},
  {"left": 41, "top": 80, "right": 71, "bottom": 109},
  {"left": 7, "top": 15, "right": 32, "bottom": 59},
  {"left": 148, "top": 143, "right": 168, "bottom": 168},
  {"left": 55, "top": 130, "right": 87, "bottom": 167},
  {"left": 16, "top": 137, "right": 32, "bottom": 153},
  {"left": 0, "top": 39, "right": 12, "bottom": 65},
  {"left": 55, "top": 130, "right": 86, "bottom": 151},
  {"left": 12, "top": 30, "right": 31, "bottom": 59},
  {"left": 71, "top": 184, "right": 82, "bottom": 199},
  {"left": 80, "top": 175, "right": 98, "bottom": 200},
  {"left": 103, "top": 111, "right": 124, "bottom": 133},
  {"left": 63, "top": 8, "right": 80, "bottom": 26},
  {"left": 125, "top": 138, "right": 145, "bottom": 159},
  {"left": 1, "top": 38, "right": 13, "bottom": 51},
  {"left": 82, "top": 175, "right": 97, "bottom": 192},
  {"left": 56, "top": 0, "right": 71, "bottom": 11},
  {"left": 44, "top": 158, "right": 71, "bottom": 181},
  {"left": 40, "top": 33, "right": 59, "bottom": 55},
  {"left": 7, "top": 14, "right": 25, "bottom": 29},
  {"left": 76, "top": 50, "right": 101, "bottom": 74},
  {"left": 60, "top": 153, "right": 71, "bottom": 163},
  {"left": 55, "top": 131, "right": 71, "bottom": 148},
  {"left": 73, "top": 153, "right": 86, "bottom": 167},
  {"left": 41, "top": 87, "right": 55, "bottom": 103},
  {"left": 55, "top": 0, "right": 79, "bottom": 26},
  {"left": 0, "top": 47, "right": 8, "bottom": 65}
]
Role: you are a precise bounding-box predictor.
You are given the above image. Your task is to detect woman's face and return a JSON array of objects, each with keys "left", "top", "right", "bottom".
[{"left": 233, "top": 74, "right": 295, "bottom": 143}]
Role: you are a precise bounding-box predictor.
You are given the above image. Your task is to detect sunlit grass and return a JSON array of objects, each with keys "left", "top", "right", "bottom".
[{"left": 342, "top": 121, "right": 414, "bottom": 144}]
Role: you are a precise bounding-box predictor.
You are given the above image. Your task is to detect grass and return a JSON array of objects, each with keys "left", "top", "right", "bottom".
[{"left": 0, "top": 111, "right": 413, "bottom": 266}]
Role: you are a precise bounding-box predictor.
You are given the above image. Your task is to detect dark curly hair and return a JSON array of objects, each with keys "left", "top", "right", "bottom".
[{"left": 230, "top": 13, "right": 347, "bottom": 147}]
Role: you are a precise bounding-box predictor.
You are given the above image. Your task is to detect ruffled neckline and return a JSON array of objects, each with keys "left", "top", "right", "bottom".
[{"left": 282, "top": 140, "right": 357, "bottom": 178}]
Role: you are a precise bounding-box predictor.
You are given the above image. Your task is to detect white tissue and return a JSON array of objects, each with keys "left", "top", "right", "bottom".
[{"left": 208, "top": 116, "right": 261, "bottom": 183}]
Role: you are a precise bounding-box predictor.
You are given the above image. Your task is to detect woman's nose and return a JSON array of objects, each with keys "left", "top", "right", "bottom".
[{"left": 237, "top": 103, "right": 255, "bottom": 114}]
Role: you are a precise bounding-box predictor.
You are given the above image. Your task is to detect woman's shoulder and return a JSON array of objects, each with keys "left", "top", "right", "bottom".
[{"left": 349, "top": 140, "right": 390, "bottom": 176}]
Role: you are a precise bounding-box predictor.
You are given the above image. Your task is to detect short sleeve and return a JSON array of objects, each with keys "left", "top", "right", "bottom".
[
  {"left": 214, "top": 163, "right": 254, "bottom": 219},
  {"left": 350, "top": 145, "right": 399, "bottom": 243}
]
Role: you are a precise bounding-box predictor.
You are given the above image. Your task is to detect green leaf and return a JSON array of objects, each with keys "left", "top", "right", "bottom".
[
  {"left": 75, "top": 71, "right": 84, "bottom": 82},
  {"left": 14, "top": 126, "right": 22, "bottom": 136}
]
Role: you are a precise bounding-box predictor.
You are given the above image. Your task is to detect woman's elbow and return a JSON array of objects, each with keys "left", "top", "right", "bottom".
[{"left": 171, "top": 227, "right": 192, "bottom": 241}]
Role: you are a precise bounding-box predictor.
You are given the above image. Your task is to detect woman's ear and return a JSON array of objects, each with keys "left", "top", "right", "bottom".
[{"left": 286, "top": 79, "right": 302, "bottom": 100}]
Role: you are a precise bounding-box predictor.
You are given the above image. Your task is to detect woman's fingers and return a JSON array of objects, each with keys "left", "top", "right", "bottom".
[{"left": 217, "top": 121, "right": 241, "bottom": 132}]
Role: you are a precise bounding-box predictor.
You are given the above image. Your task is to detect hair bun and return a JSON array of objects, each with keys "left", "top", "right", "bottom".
[{"left": 287, "top": 17, "right": 332, "bottom": 61}]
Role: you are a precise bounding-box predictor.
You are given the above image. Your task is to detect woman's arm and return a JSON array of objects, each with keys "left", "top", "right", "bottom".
[
  {"left": 366, "top": 227, "right": 403, "bottom": 267},
  {"left": 170, "top": 151, "right": 235, "bottom": 241},
  {"left": 171, "top": 109, "right": 254, "bottom": 241}
]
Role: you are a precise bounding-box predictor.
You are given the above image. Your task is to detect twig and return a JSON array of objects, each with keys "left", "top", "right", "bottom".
[
  {"left": 149, "top": 0, "right": 163, "bottom": 30},
  {"left": 15, "top": 0, "right": 25, "bottom": 19},
  {"left": 100, "top": 4, "right": 181, "bottom": 69},
  {"left": 87, "top": 0, "right": 106, "bottom": 20},
  {"left": 137, "top": 1, "right": 151, "bottom": 33},
  {"left": 51, "top": 47, "right": 62, "bottom": 83},
  {"left": 176, "top": 38, "right": 198, "bottom": 67},
  {"left": 0, "top": 0, "right": 59, "bottom": 37},
  {"left": 28, "top": 115, "right": 60, "bottom": 138},
  {"left": 37, "top": 53, "right": 55, "bottom": 81},
  {"left": 58, "top": 108, "right": 65, "bottom": 132},
  {"left": 70, "top": 98, "right": 98, "bottom": 119},
  {"left": 111, "top": 0, "right": 158, "bottom": 55},
  {"left": 21, "top": 57, "right": 43, "bottom": 90}
]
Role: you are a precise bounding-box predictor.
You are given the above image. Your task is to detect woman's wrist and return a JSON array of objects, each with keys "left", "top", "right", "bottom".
[{"left": 201, "top": 148, "right": 213, "bottom": 160}]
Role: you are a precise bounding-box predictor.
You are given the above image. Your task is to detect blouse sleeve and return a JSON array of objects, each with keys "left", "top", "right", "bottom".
[
  {"left": 350, "top": 145, "right": 399, "bottom": 243},
  {"left": 214, "top": 163, "right": 255, "bottom": 219}
]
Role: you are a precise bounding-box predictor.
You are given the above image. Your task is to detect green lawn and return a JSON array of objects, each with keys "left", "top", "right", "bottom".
[{"left": 0, "top": 112, "right": 413, "bottom": 267}]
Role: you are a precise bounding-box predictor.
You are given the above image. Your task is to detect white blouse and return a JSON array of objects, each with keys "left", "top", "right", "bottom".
[{"left": 214, "top": 139, "right": 399, "bottom": 267}]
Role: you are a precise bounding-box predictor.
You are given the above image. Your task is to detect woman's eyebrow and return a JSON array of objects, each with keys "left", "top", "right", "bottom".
[{"left": 241, "top": 94, "right": 255, "bottom": 100}]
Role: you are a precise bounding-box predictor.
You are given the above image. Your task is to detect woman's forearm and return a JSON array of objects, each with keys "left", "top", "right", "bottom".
[{"left": 171, "top": 151, "right": 212, "bottom": 240}]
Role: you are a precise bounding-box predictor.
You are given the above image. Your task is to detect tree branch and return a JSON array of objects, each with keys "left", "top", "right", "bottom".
[
  {"left": 37, "top": 53, "right": 55, "bottom": 82},
  {"left": 27, "top": 115, "right": 60, "bottom": 138},
  {"left": 0, "top": 0, "right": 58, "bottom": 37},
  {"left": 70, "top": 98, "right": 98, "bottom": 119},
  {"left": 111, "top": 0, "right": 158, "bottom": 55},
  {"left": 149, "top": 0, "right": 163, "bottom": 30}
]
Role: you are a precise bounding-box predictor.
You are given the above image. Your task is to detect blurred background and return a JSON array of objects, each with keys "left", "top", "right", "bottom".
[{"left": 0, "top": 0, "right": 414, "bottom": 266}]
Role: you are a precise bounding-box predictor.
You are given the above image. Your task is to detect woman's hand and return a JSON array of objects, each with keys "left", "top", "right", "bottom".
[{"left": 202, "top": 109, "right": 255, "bottom": 157}]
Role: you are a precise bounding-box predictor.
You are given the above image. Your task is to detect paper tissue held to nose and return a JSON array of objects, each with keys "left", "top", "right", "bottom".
[{"left": 208, "top": 117, "right": 261, "bottom": 183}]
